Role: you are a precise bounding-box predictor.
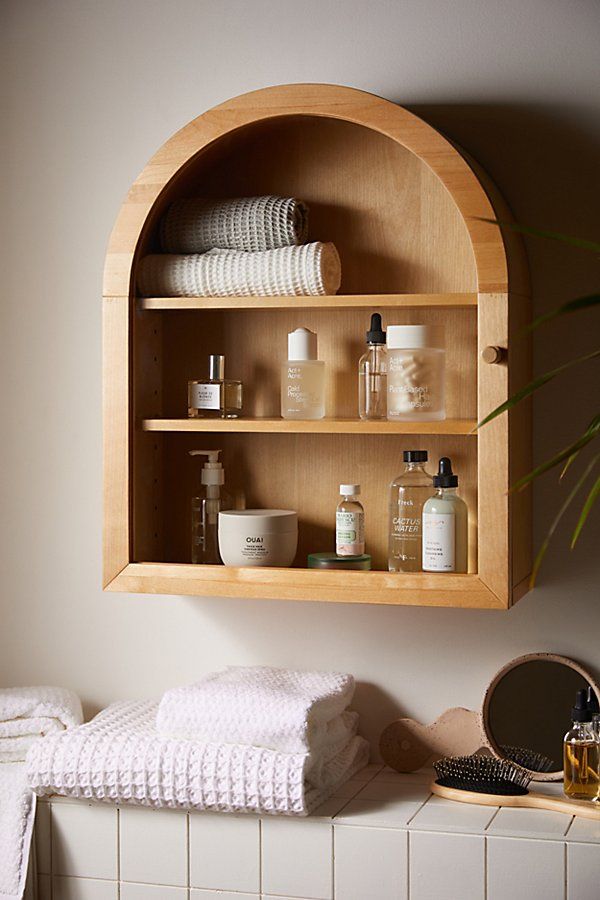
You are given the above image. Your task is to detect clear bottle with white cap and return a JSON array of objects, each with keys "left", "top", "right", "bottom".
[
  {"left": 281, "top": 327, "right": 325, "bottom": 419},
  {"left": 189, "top": 450, "right": 233, "bottom": 564},
  {"left": 386, "top": 325, "right": 445, "bottom": 421},
  {"left": 336, "top": 484, "right": 365, "bottom": 556}
]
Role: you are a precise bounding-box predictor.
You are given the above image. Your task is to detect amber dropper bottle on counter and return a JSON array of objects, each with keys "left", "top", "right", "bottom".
[{"left": 564, "top": 689, "right": 600, "bottom": 801}]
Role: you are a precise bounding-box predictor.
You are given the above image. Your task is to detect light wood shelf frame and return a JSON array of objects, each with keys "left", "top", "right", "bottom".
[{"left": 103, "top": 83, "right": 531, "bottom": 609}]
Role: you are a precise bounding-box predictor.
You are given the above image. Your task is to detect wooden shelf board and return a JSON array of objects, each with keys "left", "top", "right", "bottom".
[
  {"left": 138, "top": 292, "right": 478, "bottom": 311},
  {"left": 108, "top": 563, "right": 504, "bottom": 609},
  {"left": 141, "top": 417, "right": 478, "bottom": 435}
]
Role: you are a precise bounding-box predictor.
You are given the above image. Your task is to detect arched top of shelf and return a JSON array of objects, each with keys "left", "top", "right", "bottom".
[{"left": 104, "top": 83, "right": 526, "bottom": 298}]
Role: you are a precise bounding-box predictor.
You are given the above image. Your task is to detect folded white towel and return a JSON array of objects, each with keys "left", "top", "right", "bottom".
[
  {"left": 137, "top": 242, "right": 341, "bottom": 298},
  {"left": 160, "top": 196, "right": 309, "bottom": 254},
  {"left": 27, "top": 700, "right": 369, "bottom": 817},
  {"left": 0, "top": 687, "right": 82, "bottom": 900},
  {"left": 0, "top": 686, "right": 83, "bottom": 763},
  {"left": 156, "top": 666, "right": 356, "bottom": 755}
]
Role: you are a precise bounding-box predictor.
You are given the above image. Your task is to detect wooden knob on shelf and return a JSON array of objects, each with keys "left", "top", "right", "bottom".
[{"left": 481, "top": 345, "right": 506, "bottom": 364}]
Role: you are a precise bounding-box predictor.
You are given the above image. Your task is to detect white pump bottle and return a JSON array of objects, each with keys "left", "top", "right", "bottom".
[{"left": 190, "top": 450, "right": 233, "bottom": 565}]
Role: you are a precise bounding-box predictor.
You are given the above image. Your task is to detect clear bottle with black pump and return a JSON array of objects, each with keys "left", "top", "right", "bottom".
[
  {"left": 388, "top": 450, "right": 432, "bottom": 572},
  {"left": 358, "top": 313, "right": 387, "bottom": 420},
  {"left": 564, "top": 689, "right": 600, "bottom": 801}
]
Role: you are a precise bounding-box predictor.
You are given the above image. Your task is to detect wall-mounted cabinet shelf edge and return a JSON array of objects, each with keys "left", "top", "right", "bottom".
[{"left": 103, "top": 83, "right": 532, "bottom": 610}]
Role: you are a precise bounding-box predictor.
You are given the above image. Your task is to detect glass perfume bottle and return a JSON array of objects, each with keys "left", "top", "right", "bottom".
[
  {"left": 564, "top": 689, "right": 600, "bottom": 801},
  {"left": 281, "top": 328, "right": 325, "bottom": 420},
  {"left": 388, "top": 450, "right": 432, "bottom": 572},
  {"left": 188, "top": 355, "right": 242, "bottom": 419},
  {"left": 358, "top": 313, "right": 387, "bottom": 420}
]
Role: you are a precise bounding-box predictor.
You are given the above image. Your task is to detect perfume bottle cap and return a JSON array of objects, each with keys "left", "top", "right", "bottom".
[
  {"left": 339, "top": 483, "right": 360, "bottom": 496},
  {"left": 433, "top": 457, "right": 458, "bottom": 488},
  {"left": 209, "top": 354, "right": 225, "bottom": 380},
  {"left": 366, "top": 313, "right": 386, "bottom": 344},
  {"left": 404, "top": 450, "right": 428, "bottom": 463},
  {"left": 288, "top": 327, "right": 317, "bottom": 361},
  {"left": 571, "top": 688, "right": 592, "bottom": 722}
]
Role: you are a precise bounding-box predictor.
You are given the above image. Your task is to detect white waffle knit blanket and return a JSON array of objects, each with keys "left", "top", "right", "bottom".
[
  {"left": 137, "top": 242, "right": 341, "bottom": 298},
  {"left": 27, "top": 701, "right": 369, "bottom": 817},
  {"left": 1, "top": 687, "right": 82, "bottom": 900},
  {"left": 160, "top": 196, "right": 309, "bottom": 253},
  {"left": 157, "top": 666, "right": 356, "bottom": 754}
]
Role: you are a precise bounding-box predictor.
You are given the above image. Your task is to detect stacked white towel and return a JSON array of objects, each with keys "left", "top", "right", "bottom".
[{"left": 1, "top": 686, "right": 82, "bottom": 900}]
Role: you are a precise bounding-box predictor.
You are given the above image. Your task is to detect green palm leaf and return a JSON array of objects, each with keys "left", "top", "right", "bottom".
[
  {"left": 512, "top": 415, "right": 600, "bottom": 493},
  {"left": 476, "top": 218, "right": 600, "bottom": 254},
  {"left": 571, "top": 471, "right": 600, "bottom": 548},
  {"left": 525, "top": 293, "right": 600, "bottom": 332}
]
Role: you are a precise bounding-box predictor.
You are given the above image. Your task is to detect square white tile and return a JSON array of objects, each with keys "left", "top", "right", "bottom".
[
  {"left": 567, "top": 842, "right": 600, "bottom": 900},
  {"left": 34, "top": 800, "right": 52, "bottom": 874},
  {"left": 189, "top": 812, "right": 259, "bottom": 892},
  {"left": 332, "top": 780, "right": 366, "bottom": 799},
  {"left": 487, "top": 836, "right": 565, "bottom": 900},
  {"left": 309, "top": 797, "right": 350, "bottom": 819},
  {"left": 53, "top": 876, "right": 118, "bottom": 900},
  {"left": 262, "top": 817, "right": 332, "bottom": 899},
  {"left": 121, "top": 884, "right": 187, "bottom": 899},
  {"left": 191, "top": 892, "right": 257, "bottom": 900},
  {"left": 351, "top": 764, "right": 382, "bottom": 783},
  {"left": 410, "top": 831, "right": 485, "bottom": 900},
  {"left": 334, "top": 795, "right": 426, "bottom": 829},
  {"left": 486, "top": 807, "right": 571, "bottom": 840},
  {"left": 409, "top": 795, "right": 498, "bottom": 834},
  {"left": 52, "top": 803, "right": 118, "bottom": 879},
  {"left": 353, "top": 781, "right": 430, "bottom": 803},
  {"left": 120, "top": 806, "right": 188, "bottom": 886},
  {"left": 373, "top": 767, "right": 434, "bottom": 785},
  {"left": 334, "top": 825, "right": 407, "bottom": 900},
  {"left": 566, "top": 815, "right": 600, "bottom": 843}
]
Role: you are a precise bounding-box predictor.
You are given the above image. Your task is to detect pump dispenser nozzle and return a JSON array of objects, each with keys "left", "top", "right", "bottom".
[
  {"left": 189, "top": 450, "right": 224, "bottom": 485},
  {"left": 433, "top": 457, "right": 459, "bottom": 488}
]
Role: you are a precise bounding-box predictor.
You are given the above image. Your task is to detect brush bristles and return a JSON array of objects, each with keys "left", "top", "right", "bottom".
[
  {"left": 434, "top": 755, "right": 531, "bottom": 796},
  {"left": 500, "top": 745, "right": 556, "bottom": 773}
]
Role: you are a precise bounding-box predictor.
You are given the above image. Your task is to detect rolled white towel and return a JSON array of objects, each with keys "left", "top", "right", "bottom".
[
  {"left": 137, "top": 242, "right": 341, "bottom": 298},
  {"left": 0, "top": 685, "right": 83, "bottom": 763},
  {"left": 156, "top": 666, "right": 356, "bottom": 755},
  {"left": 160, "top": 196, "right": 309, "bottom": 253}
]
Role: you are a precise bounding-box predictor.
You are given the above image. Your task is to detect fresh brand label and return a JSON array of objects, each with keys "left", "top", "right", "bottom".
[
  {"left": 190, "top": 383, "right": 220, "bottom": 410},
  {"left": 422, "top": 512, "right": 455, "bottom": 571}
]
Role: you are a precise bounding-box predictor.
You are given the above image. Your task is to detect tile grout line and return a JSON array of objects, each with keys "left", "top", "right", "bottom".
[
  {"left": 259, "top": 816, "right": 263, "bottom": 897},
  {"left": 331, "top": 823, "right": 335, "bottom": 900},
  {"left": 186, "top": 812, "right": 191, "bottom": 899},
  {"left": 484, "top": 834, "right": 487, "bottom": 900},
  {"left": 564, "top": 840, "right": 567, "bottom": 900},
  {"left": 406, "top": 829, "right": 410, "bottom": 900},
  {"left": 116, "top": 806, "right": 121, "bottom": 899},
  {"left": 404, "top": 792, "right": 432, "bottom": 828}
]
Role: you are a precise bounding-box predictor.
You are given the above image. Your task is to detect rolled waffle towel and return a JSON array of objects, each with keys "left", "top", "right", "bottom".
[
  {"left": 0, "top": 686, "right": 83, "bottom": 763},
  {"left": 137, "top": 242, "right": 341, "bottom": 298},
  {"left": 27, "top": 700, "right": 369, "bottom": 816},
  {"left": 156, "top": 666, "right": 356, "bottom": 755},
  {"left": 160, "top": 196, "right": 309, "bottom": 253}
]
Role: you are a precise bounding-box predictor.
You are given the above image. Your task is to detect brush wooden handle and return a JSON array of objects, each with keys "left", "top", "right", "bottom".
[{"left": 431, "top": 782, "right": 600, "bottom": 820}]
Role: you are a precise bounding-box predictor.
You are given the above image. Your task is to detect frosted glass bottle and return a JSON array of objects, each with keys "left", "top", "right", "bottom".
[
  {"left": 336, "top": 484, "right": 365, "bottom": 556},
  {"left": 281, "top": 327, "right": 325, "bottom": 419},
  {"left": 388, "top": 450, "right": 432, "bottom": 572},
  {"left": 422, "top": 457, "right": 468, "bottom": 573},
  {"left": 387, "top": 324, "right": 445, "bottom": 421},
  {"left": 358, "top": 313, "right": 387, "bottom": 420}
]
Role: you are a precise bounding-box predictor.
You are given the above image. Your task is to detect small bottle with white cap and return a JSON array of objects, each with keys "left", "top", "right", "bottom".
[
  {"left": 189, "top": 450, "right": 233, "bottom": 565},
  {"left": 386, "top": 324, "right": 445, "bottom": 421},
  {"left": 281, "top": 327, "right": 325, "bottom": 419},
  {"left": 336, "top": 484, "right": 365, "bottom": 557}
]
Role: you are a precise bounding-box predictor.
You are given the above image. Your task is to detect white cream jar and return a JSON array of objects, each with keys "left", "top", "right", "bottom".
[{"left": 218, "top": 509, "right": 298, "bottom": 567}]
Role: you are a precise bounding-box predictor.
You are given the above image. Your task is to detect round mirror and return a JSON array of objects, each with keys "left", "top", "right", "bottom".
[{"left": 482, "top": 653, "right": 600, "bottom": 781}]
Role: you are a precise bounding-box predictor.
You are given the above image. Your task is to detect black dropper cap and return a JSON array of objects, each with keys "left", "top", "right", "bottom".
[
  {"left": 572, "top": 688, "right": 592, "bottom": 723},
  {"left": 366, "top": 313, "right": 386, "bottom": 344},
  {"left": 404, "top": 450, "right": 428, "bottom": 463},
  {"left": 433, "top": 457, "right": 458, "bottom": 488},
  {"left": 587, "top": 686, "right": 600, "bottom": 716}
]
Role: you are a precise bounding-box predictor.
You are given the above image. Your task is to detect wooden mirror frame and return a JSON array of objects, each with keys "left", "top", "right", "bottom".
[{"left": 481, "top": 652, "right": 600, "bottom": 782}]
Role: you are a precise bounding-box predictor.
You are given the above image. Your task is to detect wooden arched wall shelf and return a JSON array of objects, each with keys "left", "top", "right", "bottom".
[{"left": 103, "top": 83, "right": 532, "bottom": 608}]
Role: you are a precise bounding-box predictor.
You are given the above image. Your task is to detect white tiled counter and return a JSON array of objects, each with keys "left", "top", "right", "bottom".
[{"left": 33, "top": 765, "right": 600, "bottom": 900}]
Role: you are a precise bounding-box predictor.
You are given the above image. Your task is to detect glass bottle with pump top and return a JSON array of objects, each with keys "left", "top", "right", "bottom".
[
  {"left": 358, "top": 313, "right": 387, "bottom": 420},
  {"left": 190, "top": 450, "right": 233, "bottom": 564},
  {"left": 564, "top": 689, "right": 600, "bottom": 801},
  {"left": 388, "top": 450, "right": 432, "bottom": 572},
  {"left": 422, "top": 457, "right": 468, "bottom": 573}
]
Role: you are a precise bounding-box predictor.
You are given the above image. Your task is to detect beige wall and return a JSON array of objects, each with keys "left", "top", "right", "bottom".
[{"left": 1, "top": 0, "right": 599, "bottom": 751}]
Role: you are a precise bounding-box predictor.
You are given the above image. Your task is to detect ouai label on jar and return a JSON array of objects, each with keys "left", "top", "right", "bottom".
[{"left": 422, "top": 512, "right": 455, "bottom": 571}]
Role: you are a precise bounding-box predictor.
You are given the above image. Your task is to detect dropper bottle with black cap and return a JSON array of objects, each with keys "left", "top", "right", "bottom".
[
  {"left": 564, "top": 688, "right": 600, "bottom": 801},
  {"left": 388, "top": 450, "right": 432, "bottom": 572},
  {"left": 358, "top": 313, "right": 387, "bottom": 420},
  {"left": 422, "top": 457, "right": 468, "bottom": 573}
]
